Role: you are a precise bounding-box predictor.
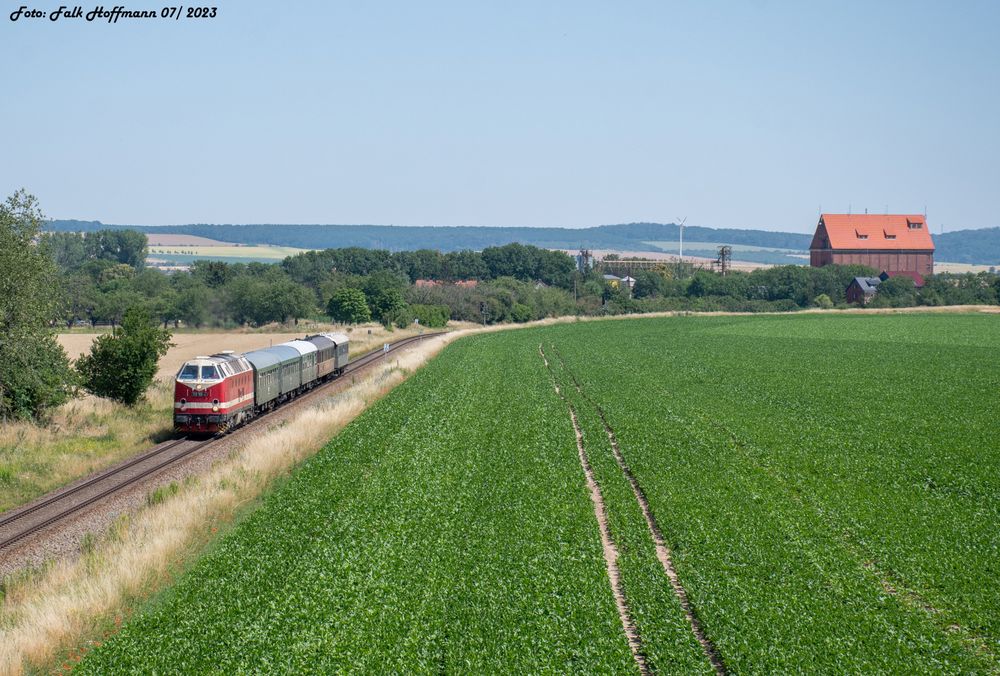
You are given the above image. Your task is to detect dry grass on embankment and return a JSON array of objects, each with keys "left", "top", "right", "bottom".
[
  {"left": 0, "top": 324, "right": 429, "bottom": 517},
  {"left": 0, "top": 331, "right": 462, "bottom": 675}
]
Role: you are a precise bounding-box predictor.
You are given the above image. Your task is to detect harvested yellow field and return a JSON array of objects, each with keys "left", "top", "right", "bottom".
[
  {"left": 147, "top": 245, "right": 310, "bottom": 260},
  {"left": 145, "top": 234, "right": 233, "bottom": 246},
  {"left": 57, "top": 324, "right": 433, "bottom": 380},
  {"left": 934, "top": 261, "right": 998, "bottom": 273}
]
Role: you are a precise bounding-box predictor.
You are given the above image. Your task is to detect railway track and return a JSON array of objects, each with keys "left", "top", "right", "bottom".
[{"left": 0, "top": 331, "right": 444, "bottom": 553}]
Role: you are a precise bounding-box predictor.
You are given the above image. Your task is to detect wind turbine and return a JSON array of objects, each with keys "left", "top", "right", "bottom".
[{"left": 677, "top": 217, "right": 687, "bottom": 260}]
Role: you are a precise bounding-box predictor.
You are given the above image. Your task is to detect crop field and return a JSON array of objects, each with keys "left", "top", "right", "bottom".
[{"left": 78, "top": 313, "right": 999, "bottom": 672}]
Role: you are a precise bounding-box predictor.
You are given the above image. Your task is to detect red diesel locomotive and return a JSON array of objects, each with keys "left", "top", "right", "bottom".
[{"left": 173, "top": 351, "right": 255, "bottom": 434}]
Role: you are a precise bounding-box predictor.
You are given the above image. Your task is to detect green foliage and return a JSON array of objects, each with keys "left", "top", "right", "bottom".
[
  {"left": 76, "top": 307, "right": 172, "bottom": 406},
  {"left": 40, "top": 229, "right": 147, "bottom": 272},
  {"left": 85, "top": 229, "right": 148, "bottom": 268},
  {"left": 171, "top": 274, "right": 211, "bottom": 328},
  {"left": 511, "top": 303, "right": 533, "bottom": 323},
  {"left": 813, "top": 293, "right": 834, "bottom": 309},
  {"left": 363, "top": 270, "right": 408, "bottom": 322},
  {"left": 327, "top": 287, "right": 371, "bottom": 324},
  {"left": 0, "top": 189, "right": 76, "bottom": 421},
  {"left": 0, "top": 333, "right": 77, "bottom": 422},
  {"left": 223, "top": 269, "right": 315, "bottom": 326},
  {"left": 391, "top": 303, "right": 449, "bottom": 328}
]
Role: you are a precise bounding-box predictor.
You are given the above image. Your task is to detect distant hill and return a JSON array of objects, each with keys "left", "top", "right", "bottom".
[
  {"left": 44, "top": 220, "right": 999, "bottom": 265},
  {"left": 934, "top": 227, "right": 1000, "bottom": 265}
]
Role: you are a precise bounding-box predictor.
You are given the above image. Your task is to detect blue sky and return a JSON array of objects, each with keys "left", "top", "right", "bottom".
[{"left": 2, "top": 1, "right": 998, "bottom": 233}]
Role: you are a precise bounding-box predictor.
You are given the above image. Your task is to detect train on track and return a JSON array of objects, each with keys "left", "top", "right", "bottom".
[{"left": 173, "top": 332, "right": 350, "bottom": 434}]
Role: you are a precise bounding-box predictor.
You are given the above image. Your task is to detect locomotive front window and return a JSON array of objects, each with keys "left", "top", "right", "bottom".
[
  {"left": 201, "top": 365, "right": 219, "bottom": 380},
  {"left": 179, "top": 364, "right": 199, "bottom": 380}
]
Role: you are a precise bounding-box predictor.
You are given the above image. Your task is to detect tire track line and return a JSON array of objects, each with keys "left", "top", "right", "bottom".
[
  {"left": 539, "top": 345, "right": 650, "bottom": 675},
  {"left": 552, "top": 347, "right": 726, "bottom": 675}
]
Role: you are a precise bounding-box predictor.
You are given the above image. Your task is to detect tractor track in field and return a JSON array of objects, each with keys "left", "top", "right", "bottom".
[
  {"left": 539, "top": 345, "right": 650, "bottom": 675},
  {"left": 549, "top": 345, "right": 726, "bottom": 675},
  {"left": 0, "top": 333, "right": 443, "bottom": 576}
]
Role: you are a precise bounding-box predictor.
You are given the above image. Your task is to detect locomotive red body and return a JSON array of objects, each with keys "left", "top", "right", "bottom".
[{"left": 173, "top": 352, "right": 254, "bottom": 434}]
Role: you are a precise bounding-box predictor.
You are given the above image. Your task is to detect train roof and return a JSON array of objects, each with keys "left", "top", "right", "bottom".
[
  {"left": 313, "top": 332, "right": 349, "bottom": 346},
  {"left": 278, "top": 339, "right": 318, "bottom": 356},
  {"left": 304, "top": 334, "right": 335, "bottom": 350},
  {"left": 244, "top": 345, "right": 300, "bottom": 369}
]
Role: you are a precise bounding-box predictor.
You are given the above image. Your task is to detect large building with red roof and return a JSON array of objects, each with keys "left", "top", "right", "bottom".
[{"left": 809, "top": 213, "right": 934, "bottom": 277}]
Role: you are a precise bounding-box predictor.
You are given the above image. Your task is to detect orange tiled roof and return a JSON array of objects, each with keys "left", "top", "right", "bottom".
[{"left": 810, "top": 214, "right": 934, "bottom": 251}]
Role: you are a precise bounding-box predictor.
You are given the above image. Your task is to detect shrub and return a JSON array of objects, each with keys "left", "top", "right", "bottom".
[
  {"left": 76, "top": 307, "right": 172, "bottom": 406},
  {"left": 393, "top": 304, "right": 450, "bottom": 328}
]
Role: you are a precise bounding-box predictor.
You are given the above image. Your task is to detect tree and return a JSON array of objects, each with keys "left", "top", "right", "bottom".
[
  {"left": 363, "top": 270, "right": 409, "bottom": 322},
  {"left": 264, "top": 276, "right": 315, "bottom": 324},
  {"left": 39, "top": 231, "right": 89, "bottom": 272},
  {"left": 76, "top": 307, "right": 172, "bottom": 406},
  {"left": 368, "top": 287, "right": 406, "bottom": 323},
  {"left": 328, "top": 287, "right": 371, "bottom": 323},
  {"left": 0, "top": 189, "right": 76, "bottom": 422},
  {"left": 171, "top": 275, "right": 211, "bottom": 327},
  {"left": 876, "top": 276, "right": 917, "bottom": 307},
  {"left": 84, "top": 229, "right": 147, "bottom": 269}
]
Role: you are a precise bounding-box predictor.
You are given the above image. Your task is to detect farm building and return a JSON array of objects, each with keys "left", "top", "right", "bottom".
[
  {"left": 845, "top": 270, "right": 926, "bottom": 305},
  {"left": 810, "top": 213, "right": 934, "bottom": 277},
  {"left": 846, "top": 276, "right": 882, "bottom": 304}
]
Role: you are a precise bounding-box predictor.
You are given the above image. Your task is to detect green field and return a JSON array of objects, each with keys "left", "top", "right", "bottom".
[{"left": 79, "top": 314, "right": 1000, "bottom": 672}]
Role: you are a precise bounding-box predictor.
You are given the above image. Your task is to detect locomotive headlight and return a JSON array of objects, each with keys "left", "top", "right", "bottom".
[
  {"left": 212, "top": 399, "right": 219, "bottom": 412},
  {"left": 180, "top": 398, "right": 187, "bottom": 410},
  {"left": 196, "top": 384, "right": 204, "bottom": 391}
]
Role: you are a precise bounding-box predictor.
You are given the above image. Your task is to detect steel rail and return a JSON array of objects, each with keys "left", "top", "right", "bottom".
[
  {"left": 0, "top": 437, "right": 189, "bottom": 530},
  {"left": 0, "top": 439, "right": 211, "bottom": 550}
]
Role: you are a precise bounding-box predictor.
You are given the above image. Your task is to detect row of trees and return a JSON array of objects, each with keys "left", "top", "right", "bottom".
[
  {"left": 281, "top": 243, "right": 577, "bottom": 291},
  {"left": 51, "top": 233, "right": 1000, "bottom": 331},
  {"left": 1, "top": 192, "right": 171, "bottom": 423}
]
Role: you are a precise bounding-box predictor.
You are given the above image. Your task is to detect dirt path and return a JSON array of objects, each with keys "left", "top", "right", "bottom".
[
  {"left": 539, "top": 345, "right": 649, "bottom": 675},
  {"left": 596, "top": 404, "right": 725, "bottom": 673},
  {"left": 552, "top": 346, "right": 726, "bottom": 674}
]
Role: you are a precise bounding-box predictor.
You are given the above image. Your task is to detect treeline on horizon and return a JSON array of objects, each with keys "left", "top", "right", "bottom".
[
  {"left": 44, "top": 219, "right": 1000, "bottom": 265},
  {"left": 40, "top": 230, "right": 1000, "bottom": 332}
]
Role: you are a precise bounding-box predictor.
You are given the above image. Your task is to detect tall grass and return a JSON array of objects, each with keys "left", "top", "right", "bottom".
[{"left": 0, "top": 382, "right": 174, "bottom": 514}]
